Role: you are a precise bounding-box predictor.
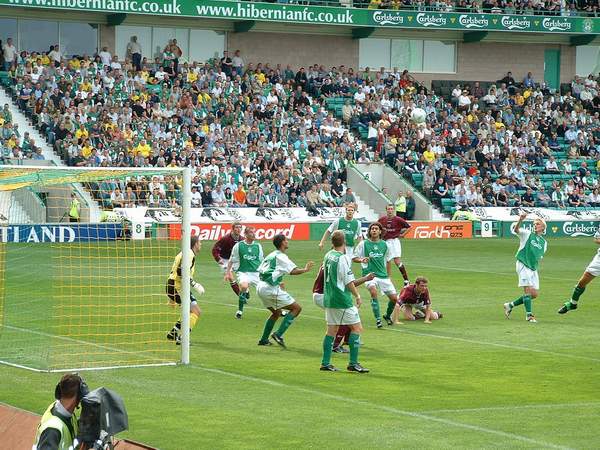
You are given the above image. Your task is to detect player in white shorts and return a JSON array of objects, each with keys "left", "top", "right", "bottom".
[
  {"left": 353, "top": 222, "right": 400, "bottom": 329},
  {"left": 503, "top": 213, "right": 547, "bottom": 323},
  {"left": 256, "top": 234, "right": 314, "bottom": 347},
  {"left": 226, "top": 226, "right": 264, "bottom": 319},
  {"left": 558, "top": 227, "right": 600, "bottom": 314},
  {"left": 318, "top": 203, "right": 362, "bottom": 258},
  {"left": 319, "top": 230, "right": 371, "bottom": 373},
  {"left": 378, "top": 204, "right": 411, "bottom": 286}
]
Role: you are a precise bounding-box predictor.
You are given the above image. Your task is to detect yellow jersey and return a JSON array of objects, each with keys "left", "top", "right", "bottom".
[{"left": 168, "top": 252, "right": 197, "bottom": 292}]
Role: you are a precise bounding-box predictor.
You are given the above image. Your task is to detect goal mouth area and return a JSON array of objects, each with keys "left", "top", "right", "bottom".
[{"left": 0, "top": 166, "right": 193, "bottom": 372}]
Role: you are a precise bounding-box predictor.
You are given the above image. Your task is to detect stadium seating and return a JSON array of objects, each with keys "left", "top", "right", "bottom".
[{"left": 2, "top": 39, "right": 599, "bottom": 215}]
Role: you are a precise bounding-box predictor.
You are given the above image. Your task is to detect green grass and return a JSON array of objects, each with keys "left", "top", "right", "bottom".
[{"left": 2, "top": 238, "right": 600, "bottom": 449}]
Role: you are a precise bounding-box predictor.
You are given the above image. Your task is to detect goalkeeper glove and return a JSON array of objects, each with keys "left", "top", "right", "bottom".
[{"left": 191, "top": 281, "right": 205, "bottom": 296}]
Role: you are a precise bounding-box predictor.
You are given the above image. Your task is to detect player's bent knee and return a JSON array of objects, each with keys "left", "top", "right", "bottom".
[{"left": 351, "top": 323, "right": 363, "bottom": 333}]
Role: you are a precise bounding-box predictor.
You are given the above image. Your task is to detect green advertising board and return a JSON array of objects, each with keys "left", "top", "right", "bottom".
[
  {"left": 501, "top": 220, "right": 599, "bottom": 237},
  {"left": 0, "top": 0, "right": 598, "bottom": 34}
]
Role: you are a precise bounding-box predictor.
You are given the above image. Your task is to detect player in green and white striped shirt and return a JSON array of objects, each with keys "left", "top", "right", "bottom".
[
  {"left": 353, "top": 222, "right": 399, "bottom": 329},
  {"left": 503, "top": 213, "right": 548, "bottom": 323},
  {"left": 226, "top": 226, "right": 264, "bottom": 320},
  {"left": 256, "top": 234, "right": 314, "bottom": 347},
  {"left": 320, "top": 230, "right": 371, "bottom": 373},
  {"left": 318, "top": 203, "right": 362, "bottom": 257}
]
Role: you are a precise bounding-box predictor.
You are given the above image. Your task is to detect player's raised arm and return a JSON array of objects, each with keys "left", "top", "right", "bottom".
[{"left": 513, "top": 213, "right": 528, "bottom": 234}]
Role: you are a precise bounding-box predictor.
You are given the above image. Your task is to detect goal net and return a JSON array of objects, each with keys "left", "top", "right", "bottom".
[{"left": 0, "top": 166, "right": 192, "bottom": 372}]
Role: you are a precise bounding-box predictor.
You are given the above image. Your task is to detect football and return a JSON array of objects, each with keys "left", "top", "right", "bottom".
[{"left": 411, "top": 107, "right": 427, "bottom": 124}]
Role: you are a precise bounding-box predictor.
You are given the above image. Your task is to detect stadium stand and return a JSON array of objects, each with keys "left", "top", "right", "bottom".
[{"left": 1, "top": 36, "right": 599, "bottom": 216}]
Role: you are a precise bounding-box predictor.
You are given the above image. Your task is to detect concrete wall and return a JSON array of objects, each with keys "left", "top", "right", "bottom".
[
  {"left": 227, "top": 32, "right": 359, "bottom": 69},
  {"left": 99, "top": 24, "right": 116, "bottom": 53},
  {"left": 414, "top": 42, "right": 576, "bottom": 87},
  {"left": 94, "top": 25, "right": 576, "bottom": 88},
  {"left": 353, "top": 163, "right": 433, "bottom": 220},
  {"left": 347, "top": 165, "right": 390, "bottom": 216}
]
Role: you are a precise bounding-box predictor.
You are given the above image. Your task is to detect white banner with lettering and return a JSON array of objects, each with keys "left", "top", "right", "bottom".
[
  {"left": 113, "top": 206, "right": 367, "bottom": 224},
  {"left": 466, "top": 207, "right": 600, "bottom": 222}
]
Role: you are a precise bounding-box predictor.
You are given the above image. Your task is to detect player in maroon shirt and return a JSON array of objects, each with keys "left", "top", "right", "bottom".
[
  {"left": 312, "top": 259, "right": 375, "bottom": 353},
  {"left": 212, "top": 222, "right": 243, "bottom": 297},
  {"left": 397, "top": 276, "right": 442, "bottom": 323},
  {"left": 378, "top": 204, "right": 411, "bottom": 286}
]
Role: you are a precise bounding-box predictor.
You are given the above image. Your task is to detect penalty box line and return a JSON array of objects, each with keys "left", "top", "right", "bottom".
[{"left": 189, "top": 364, "right": 572, "bottom": 450}]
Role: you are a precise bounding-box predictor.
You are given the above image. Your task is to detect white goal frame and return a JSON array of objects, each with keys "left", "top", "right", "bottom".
[{"left": 0, "top": 165, "right": 192, "bottom": 372}]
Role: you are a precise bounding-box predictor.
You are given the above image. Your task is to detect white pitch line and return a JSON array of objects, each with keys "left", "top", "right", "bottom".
[
  {"left": 421, "top": 401, "right": 600, "bottom": 414},
  {"left": 409, "top": 262, "right": 575, "bottom": 281},
  {"left": 384, "top": 327, "right": 600, "bottom": 363},
  {"left": 199, "top": 298, "right": 600, "bottom": 364},
  {"left": 189, "top": 364, "right": 572, "bottom": 450},
  {"left": 1, "top": 324, "right": 175, "bottom": 371}
]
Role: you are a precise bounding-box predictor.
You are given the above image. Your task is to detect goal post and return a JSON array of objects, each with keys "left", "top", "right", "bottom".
[{"left": 0, "top": 165, "right": 191, "bottom": 372}]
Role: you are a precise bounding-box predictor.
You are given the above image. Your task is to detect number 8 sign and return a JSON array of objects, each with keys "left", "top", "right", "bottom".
[{"left": 132, "top": 221, "right": 145, "bottom": 240}]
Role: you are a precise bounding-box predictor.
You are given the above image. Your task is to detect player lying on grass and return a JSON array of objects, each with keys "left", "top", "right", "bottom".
[
  {"left": 256, "top": 233, "right": 314, "bottom": 348},
  {"left": 212, "top": 221, "right": 243, "bottom": 298},
  {"left": 318, "top": 203, "right": 362, "bottom": 257},
  {"left": 353, "top": 222, "right": 399, "bottom": 329},
  {"left": 166, "top": 236, "right": 205, "bottom": 344},
  {"left": 558, "top": 227, "right": 600, "bottom": 314},
  {"left": 225, "top": 226, "right": 264, "bottom": 319},
  {"left": 503, "top": 213, "right": 547, "bottom": 323},
  {"left": 378, "top": 204, "right": 411, "bottom": 287},
  {"left": 313, "top": 238, "right": 375, "bottom": 354},
  {"left": 320, "top": 230, "right": 371, "bottom": 373},
  {"left": 393, "top": 276, "right": 442, "bottom": 324}
]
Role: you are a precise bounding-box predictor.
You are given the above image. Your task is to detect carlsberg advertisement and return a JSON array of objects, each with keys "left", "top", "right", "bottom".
[{"left": 503, "top": 221, "right": 599, "bottom": 237}]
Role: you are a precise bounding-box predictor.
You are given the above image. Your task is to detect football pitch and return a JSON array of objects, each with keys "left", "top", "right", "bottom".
[{"left": 1, "top": 237, "right": 600, "bottom": 449}]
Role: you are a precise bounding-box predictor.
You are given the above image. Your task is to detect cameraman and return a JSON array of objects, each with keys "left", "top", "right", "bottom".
[{"left": 34, "top": 373, "right": 87, "bottom": 450}]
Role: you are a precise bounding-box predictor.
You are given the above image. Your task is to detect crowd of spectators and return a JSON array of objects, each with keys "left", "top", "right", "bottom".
[
  {"left": 3, "top": 33, "right": 600, "bottom": 214},
  {"left": 2, "top": 39, "right": 363, "bottom": 210}
]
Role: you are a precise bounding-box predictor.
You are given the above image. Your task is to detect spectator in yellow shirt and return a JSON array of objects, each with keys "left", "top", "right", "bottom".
[
  {"left": 423, "top": 148, "right": 436, "bottom": 164},
  {"left": 134, "top": 139, "right": 152, "bottom": 158},
  {"left": 75, "top": 125, "right": 89, "bottom": 142},
  {"left": 80, "top": 139, "right": 93, "bottom": 158},
  {"left": 187, "top": 70, "right": 198, "bottom": 83}
]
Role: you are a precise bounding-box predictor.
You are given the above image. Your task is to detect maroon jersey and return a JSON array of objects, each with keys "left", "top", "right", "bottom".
[
  {"left": 399, "top": 284, "right": 431, "bottom": 306},
  {"left": 211, "top": 232, "right": 242, "bottom": 262},
  {"left": 312, "top": 265, "right": 325, "bottom": 294},
  {"left": 378, "top": 215, "right": 410, "bottom": 240}
]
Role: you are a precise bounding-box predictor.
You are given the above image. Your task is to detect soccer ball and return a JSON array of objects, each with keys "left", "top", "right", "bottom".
[{"left": 411, "top": 108, "right": 427, "bottom": 124}]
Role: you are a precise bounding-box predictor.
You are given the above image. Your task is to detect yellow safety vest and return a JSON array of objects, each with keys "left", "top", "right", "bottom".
[
  {"left": 33, "top": 403, "right": 78, "bottom": 450},
  {"left": 69, "top": 199, "right": 80, "bottom": 220},
  {"left": 395, "top": 196, "right": 406, "bottom": 213}
]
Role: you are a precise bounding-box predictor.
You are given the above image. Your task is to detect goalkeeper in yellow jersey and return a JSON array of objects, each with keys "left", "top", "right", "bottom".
[{"left": 166, "top": 236, "right": 204, "bottom": 344}]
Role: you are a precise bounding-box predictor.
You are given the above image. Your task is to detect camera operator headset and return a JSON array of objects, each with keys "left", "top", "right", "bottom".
[{"left": 33, "top": 373, "right": 89, "bottom": 450}]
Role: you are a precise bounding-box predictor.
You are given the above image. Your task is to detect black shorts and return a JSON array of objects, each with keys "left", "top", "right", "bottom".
[{"left": 166, "top": 279, "right": 197, "bottom": 304}]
